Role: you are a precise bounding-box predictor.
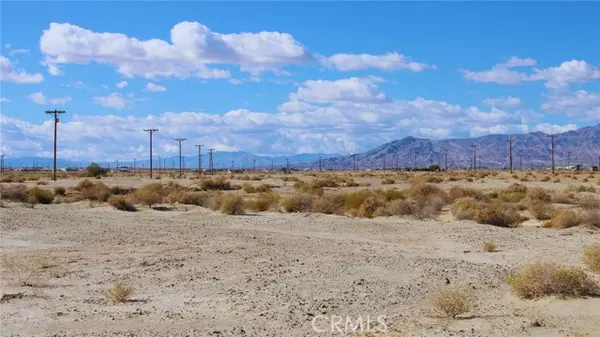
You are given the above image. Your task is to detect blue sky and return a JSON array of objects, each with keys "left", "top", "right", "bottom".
[{"left": 1, "top": 2, "right": 599, "bottom": 161}]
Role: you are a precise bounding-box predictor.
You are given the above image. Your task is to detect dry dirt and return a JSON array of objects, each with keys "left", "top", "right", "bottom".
[{"left": 1, "top": 175, "right": 600, "bottom": 337}]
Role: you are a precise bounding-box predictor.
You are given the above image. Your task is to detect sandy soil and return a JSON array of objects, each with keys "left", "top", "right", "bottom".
[{"left": 1, "top": 192, "right": 599, "bottom": 337}]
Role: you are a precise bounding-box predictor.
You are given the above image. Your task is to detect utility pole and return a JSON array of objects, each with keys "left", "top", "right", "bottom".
[
  {"left": 195, "top": 144, "right": 203, "bottom": 175},
  {"left": 567, "top": 151, "right": 571, "bottom": 168},
  {"left": 286, "top": 158, "right": 290, "bottom": 172},
  {"left": 319, "top": 157, "right": 322, "bottom": 172},
  {"left": 471, "top": 144, "right": 479, "bottom": 171},
  {"left": 174, "top": 138, "right": 186, "bottom": 178},
  {"left": 518, "top": 152, "right": 523, "bottom": 170},
  {"left": 352, "top": 154, "right": 357, "bottom": 171},
  {"left": 547, "top": 134, "right": 556, "bottom": 174},
  {"left": 133, "top": 158, "right": 137, "bottom": 174},
  {"left": 253, "top": 158, "right": 256, "bottom": 172},
  {"left": 0, "top": 154, "right": 5, "bottom": 174},
  {"left": 443, "top": 149, "right": 448, "bottom": 172},
  {"left": 143, "top": 128, "right": 158, "bottom": 178},
  {"left": 45, "top": 109, "right": 66, "bottom": 181},
  {"left": 382, "top": 156, "right": 386, "bottom": 170},
  {"left": 507, "top": 136, "right": 514, "bottom": 173},
  {"left": 208, "top": 149, "right": 215, "bottom": 173},
  {"left": 413, "top": 151, "right": 418, "bottom": 171},
  {"left": 158, "top": 155, "right": 161, "bottom": 173}
]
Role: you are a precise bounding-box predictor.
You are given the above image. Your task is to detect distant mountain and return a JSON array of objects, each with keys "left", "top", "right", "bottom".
[
  {"left": 1, "top": 152, "right": 339, "bottom": 170},
  {"left": 304, "top": 124, "right": 600, "bottom": 170}
]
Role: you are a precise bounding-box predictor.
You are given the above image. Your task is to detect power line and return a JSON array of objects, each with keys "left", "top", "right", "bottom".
[
  {"left": 195, "top": 144, "right": 203, "bottom": 175},
  {"left": 174, "top": 138, "right": 186, "bottom": 178},
  {"left": 143, "top": 128, "right": 159, "bottom": 178},
  {"left": 45, "top": 109, "right": 66, "bottom": 181}
]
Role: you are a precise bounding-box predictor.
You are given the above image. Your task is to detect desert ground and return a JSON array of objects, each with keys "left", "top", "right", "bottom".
[{"left": 1, "top": 169, "right": 600, "bottom": 337}]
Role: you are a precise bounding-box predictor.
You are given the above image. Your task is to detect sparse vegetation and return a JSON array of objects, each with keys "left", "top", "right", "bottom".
[
  {"left": 26, "top": 187, "right": 55, "bottom": 204},
  {"left": 429, "top": 286, "right": 474, "bottom": 318},
  {"left": 545, "top": 209, "right": 582, "bottom": 229},
  {"left": 583, "top": 244, "right": 600, "bottom": 273},
  {"left": 507, "top": 261, "right": 599, "bottom": 299},
  {"left": 242, "top": 183, "right": 271, "bottom": 193},
  {"left": 108, "top": 195, "right": 136, "bottom": 211},
  {"left": 0, "top": 184, "right": 29, "bottom": 202},
  {"left": 53, "top": 186, "right": 66, "bottom": 196},
  {"left": 482, "top": 242, "right": 497, "bottom": 252},
  {"left": 83, "top": 163, "right": 109, "bottom": 177},
  {"left": 105, "top": 282, "right": 134, "bottom": 304},
  {"left": 219, "top": 194, "right": 245, "bottom": 215},
  {"left": 281, "top": 194, "right": 314, "bottom": 212},
  {"left": 381, "top": 178, "right": 395, "bottom": 185}
]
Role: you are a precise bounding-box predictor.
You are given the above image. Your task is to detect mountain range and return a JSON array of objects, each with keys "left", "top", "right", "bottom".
[{"left": 3, "top": 124, "right": 599, "bottom": 171}]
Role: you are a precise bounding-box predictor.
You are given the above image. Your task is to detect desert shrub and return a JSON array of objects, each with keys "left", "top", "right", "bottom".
[
  {"left": 498, "top": 183, "right": 528, "bottom": 203},
  {"left": 109, "top": 186, "right": 133, "bottom": 195},
  {"left": 1, "top": 175, "right": 14, "bottom": 183},
  {"left": 410, "top": 175, "right": 443, "bottom": 184},
  {"left": 546, "top": 209, "right": 582, "bottom": 228},
  {"left": 83, "top": 163, "right": 108, "bottom": 177},
  {"left": 482, "top": 242, "right": 497, "bottom": 252},
  {"left": 552, "top": 191, "right": 575, "bottom": 204},
  {"left": 80, "top": 182, "right": 111, "bottom": 202},
  {"left": 528, "top": 201, "right": 554, "bottom": 220},
  {"left": 447, "top": 186, "right": 485, "bottom": 201},
  {"left": 281, "top": 194, "right": 313, "bottom": 212},
  {"left": 219, "top": 194, "right": 245, "bottom": 215},
  {"left": 450, "top": 197, "right": 480, "bottom": 220},
  {"left": 451, "top": 198, "right": 524, "bottom": 227},
  {"left": 281, "top": 176, "right": 300, "bottom": 182},
  {"left": 242, "top": 183, "right": 271, "bottom": 193},
  {"left": 1, "top": 253, "right": 60, "bottom": 287},
  {"left": 565, "top": 184, "right": 596, "bottom": 193},
  {"left": 407, "top": 183, "right": 447, "bottom": 204},
  {"left": 311, "top": 194, "right": 346, "bottom": 215},
  {"left": 577, "top": 195, "right": 600, "bottom": 210},
  {"left": 311, "top": 178, "right": 339, "bottom": 188},
  {"left": 26, "top": 187, "right": 55, "bottom": 204},
  {"left": 246, "top": 192, "right": 281, "bottom": 212},
  {"left": 166, "top": 191, "right": 210, "bottom": 206},
  {"left": 134, "top": 183, "right": 165, "bottom": 207},
  {"left": 357, "top": 196, "right": 380, "bottom": 218},
  {"left": 292, "top": 181, "right": 324, "bottom": 196},
  {"left": 344, "top": 189, "right": 376, "bottom": 213},
  {"left": 381, "top": 189, "right": 405, "bottom": 201},
  {"left": 376, "top": 199, "right": 417, "bottom": 217},
  {"left": 581, "top": 210, "right": 600, "bottom": 228},
  {"left": 105, "top": 282, "right": 134, "bottom": 304},
  {"left": 526, "top": 187, "right": 552, "bottom": 203},
  {"left": 200, "top": 176, "right": 234, "bottom": 191},
  {"left": 429, "top": 286, "right": 474, "bottom": 318},
  {"left": 344, "top": 180, "right": 360, "bottom": 187},
  {"left": 583, "top": 244, "right": 600, "bottom": 273},
  {"left": 53, "top": 186, "right": 66, "bottom": 196},
  {"left": 540, "top": 176, "right": 551, "bottom": 182},
  {"left": 108, "top": 195, "right": 136, "bottom": 211},
  {"left": 381, "top": 178, "right": 395, "bottom": 185},
  {"left": 0, "top": 184, "right": 29, "bottom": 202},
  {"left": 507, "top": 261, "right": 599, "bottom": 299}
]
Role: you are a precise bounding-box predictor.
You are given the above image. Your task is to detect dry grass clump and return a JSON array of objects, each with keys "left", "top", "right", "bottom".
[
  {"left": 507, "top": 261, "right": 599, "bottom": 299},
  {"left": 79, "top": 181, "right": 111, "bottom": 202},
  {"left": 246, "top": 192, "right": 281, "bottom": 212},
  {"left": 525, "top": 187, "right": 552, "bottom": 203},
  {"left": 447, "top": 186, "right": 486, "bottom": 201},
  {"left": 281, "top": 176, "right": 300, "bottom": 182},
  {"left": 165, "top": 190, "right": 213, "bottom": 207},
  {"left": 1, "top": 253, "right": 59, "bottom": 287},
  {"left": 409, "top": 175, "right": 444, "bottom": 184},
  {"left": 565, "top": 184, "right": 596, "bottom": 193},
  {"left": 577, "top": 195, "right": 600, "bottom": 210},
  {"left": 53, "top": 186, "right": 66, "bottom": 196},
  {"left": 374, "top": 199, "right": 417, "bottom": 217},
  {"left": 219, "top": 194, "right": 245, "bottom": 215},
  {"left": 107, "top": 195, "right": 136, "bottom": 212},
  {"left": 429, "top": 286, "right": 474, "bottom": 318},
  {"left": 545, "top": 209, "right": 583, "bottom": 228},
  {"left": 0, "top": 184, "right": 29, "bottom": 202},
  {"left": 527, "top": 201, "right": 554, "bottom": 220},
  {"left": 200, "top": 176, "right": 236, "bottom": 191},
  {"left": 583, "top": 244, "right": 600, "bottom": 273},
  {"left": 552, "top": 191, "right": 575, "bottom": 204},
  {"left": 311, "top": 178, "right": 339, "bottom": 188},
  {"left": 482, "top": 242, "right": 497, "bottom": 252},
  {"left": 281, "top": 194, "right": 314, "bottom": 212},
  {"left": 242, "top": 183, "right": 272, "bottom": 193},
  {"left": 26, "top": 187, "right": 55, "bottom": 204},
  {"left": 498, "top": 183, "right": 528, "bottom": 203},
  {"left": 451, "top": 197, "right": 525, "bottom": 227},
  {"left": 311, "top": 194, "right": 346, "bottom": 215},
  {"left": 357, "top": 196, "right": 379, "bottom": 218},
  {"left": 105, "top": 282, "right": 134, "bottom": 304},
  {"left": 293, "top": 181, "right": 324, "bottom": 196},
  {"left": 134, "top": 183, "right": 166, "bottom": 208},
  {"left": 581, "top": 210, "right": 600, "bottom": 228},
  {"left": 381, "top": 178, "right": 395, "bottom": 185}
]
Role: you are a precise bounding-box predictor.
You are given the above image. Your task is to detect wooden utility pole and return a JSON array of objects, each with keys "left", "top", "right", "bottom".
[
  {"left": 507, "top": 137, "right": 514, "bottom": 173},
  {"left": 518, "top": 152, "right": 523, "bottom": 170},
  {"left": 547, "top": 135, "right": 556, "bottom": 174},
  {"left": 143, "top": 128, "right": 158, "bottom": 178},
  {"left": 471, "top": 144, "right": 478, "bottom": 171},
  {"left": 567, "top": 151, "right": 571, "bottom": 168},
  {"left": 133, "top": 158, "right": 137, "bottom": 174},
  {"left": 208, "top": 149, "right": 215, "bottom": 173},
  {"left": 443, "top": 148, "right": 448, "bottom": 172},
  {"left": 195, "top": 144, "right": 203, "bottom": 175},
  {"left": 174, "top": 138, "right": 186, "bottom": 178},
  {"left": 319, "top": 157, "right": 322, "bottom": 172},
  {"left": 0, "top": 154, "right": 5, "bottom": 174},
  {"left": 253, "top": 158, "right": 256, "bottom": 172},
  {"left": 413, "top": 151, "right": 417, "bottom": 171},
  {"left": 286, "top": 158, "right": 290, "bottom": 172},
  {"left": 352, "top": 154, "right": 357, "bottom": 171},
  {"left": 45, "top": 110, "right": 66, "bottom": 181}
]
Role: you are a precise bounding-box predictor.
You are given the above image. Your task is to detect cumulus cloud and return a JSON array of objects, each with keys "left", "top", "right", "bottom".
[
  {"left": 541, "top": 90, "right": 600, "bottom": 120},
  {"left": 116, "top": 81, "right": 128, "bottom": 88},
  {"left": 146, "top": 82, "right": 166, "bottom": 92},
  {"left": 482, "top": 96, "right": 522, "bottom": 108},
  {"left": 534, "top": 123, "right": 578, "bottom": 134},
  {"left": 288, "top": 77, "right": 388, "bottom": 104},
  {"left": 462, "top": 57, "right": 600, "bottom": 88},
  {"left": 5, "top": 44, "right": 30, "bottom": 56},
  {"left": 0, "top": 55, "right": 44, "bottom": 83},
  {"left": 27, "top": 92, "right": 71, "bottom": 105},
  {"left": 321, "top": 52, "right": 435, "bottom": 72},
  {"left": 39, "top": 21, "right": 312, "bottom": 79},
  {"left": 0, "top": 97, "right": 11, "bottom": 103},
  {"left": 92, "top": 92, "right": 138, "bottom": 110}
]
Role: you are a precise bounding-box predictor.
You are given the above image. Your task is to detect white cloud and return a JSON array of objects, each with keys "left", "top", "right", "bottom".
[
  {"left": 47, "top": 63, "right": 64, "bottom": 76},
  {"left": 5, "top": 44, "right": 30, "bottom": 55},
  {"left": 321, "top": 52, "right": 435, "bottom": 72},
  {"left": 462, "top": 57, "right": 600, "bottom": 88},
  {"left": 27, "top": 92, "right": 71, "bottom": 105},
  {"left": 40, "top": 21, "right": 312, "bottom": 80},
  {"left": 92, "top": 92, "right": 137, "bottom": 110},
  {"left": 541, "top": 90, "right": 600, "bottom": 120},
  {"left": 228, "top": 79, "right": 243, "bottom": 85},
  {"left": 116, "top": 81, "right": 128, "bottom": 88},
  {"left": 0, "top": 55, "right": 44, "bottom": 83},
  {"left": 0, "top": 97, "right": 11, "bottom": 103},
  {"left": 534, "top": 123, "right": 578, "bottom": 134},
  {"left": 289, "top": 77, "right": 388, "bottom": 104},
  {"left": 146, "top": 82, "right": 166, "bottom": 92},
  {"left": 482, "top": 96, "right": 522, "bottom": 108}
]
